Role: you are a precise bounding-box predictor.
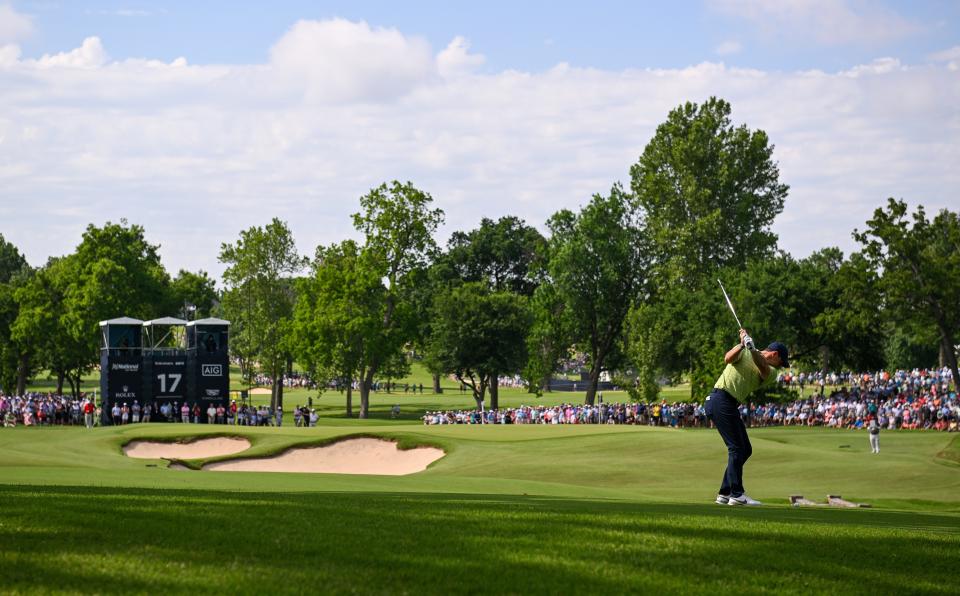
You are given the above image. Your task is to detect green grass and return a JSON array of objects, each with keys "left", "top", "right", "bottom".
[
  {"left": 2, "top": 486, "right": 957, "bottom": 595},
  {"left": 1, "top": 422, "right": 958, "bottom": 594}
]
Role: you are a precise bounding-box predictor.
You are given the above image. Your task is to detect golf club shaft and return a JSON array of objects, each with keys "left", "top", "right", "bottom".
[{"left": 717, "top": 279, "right": 743, "bottom": 329}]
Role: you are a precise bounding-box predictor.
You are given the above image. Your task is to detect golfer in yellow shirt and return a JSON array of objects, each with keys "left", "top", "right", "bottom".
[{"left": 705, "top": 329, "right": 788, "bottom": 506}]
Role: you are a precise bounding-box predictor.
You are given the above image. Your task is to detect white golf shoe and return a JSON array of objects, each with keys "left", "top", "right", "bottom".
[
  {"left": 728, "top": 494, "right": 762, "bottom": 506},
  {"left": 715, "top": 495, "right": 730, "bottom": 505}
]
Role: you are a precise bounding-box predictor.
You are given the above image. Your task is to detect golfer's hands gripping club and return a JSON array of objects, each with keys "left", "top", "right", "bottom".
[{"left": 739, "top": 328, "right": 755, "bottom": 350}]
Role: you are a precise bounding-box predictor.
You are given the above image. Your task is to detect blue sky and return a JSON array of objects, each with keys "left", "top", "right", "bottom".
[
  {"left": 0, "top": 1, "right": 958, "bottom": 275},
  {"left": 16, "top": 1, "right": 960, "bottom": 71}
]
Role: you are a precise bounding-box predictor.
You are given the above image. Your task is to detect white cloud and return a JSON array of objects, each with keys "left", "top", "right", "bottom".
[
  {"left": 715, "top": 40, "right": 742, "bottom": 56},
  {"left": 28, "top": 36, "right": 108, "bottom": 68},
  {"left": 840, "top": 56, "right": 902, "bottom": 77},
  {"left": 0, "top": 3, "right": 32, "bottom": 43},
  {"left": 437, "top": 36, "right": 485, "bottom": 77},
  {"left": 709, "top": 0, "right": 923, "bottom": 45},
  {"left": 267, "top": 18, "right": 437, "bottom": 102},
  {"left": 0, "top": 19, "right": 956, "bottom": 279},
  {"left": 0, "top": 42, "right": 19, "bottom": 65},
  {"left": 929, "top": 45, "right": 960, "bottom": 62},
  {"left": 929, "top": 45, "right": 960, "bottom": 71}
]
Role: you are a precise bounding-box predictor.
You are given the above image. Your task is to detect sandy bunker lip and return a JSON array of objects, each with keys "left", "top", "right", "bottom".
[
  {"left": 123, "top": 437, "right": 251, "bottom": 460},
  {"left": 203, "top": 438, "right": 444, "bottom": 476}
]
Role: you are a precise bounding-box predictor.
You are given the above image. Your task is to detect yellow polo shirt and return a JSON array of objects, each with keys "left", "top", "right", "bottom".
[{"left": 714, "top": 348, "right": 778, "bottom": 402}]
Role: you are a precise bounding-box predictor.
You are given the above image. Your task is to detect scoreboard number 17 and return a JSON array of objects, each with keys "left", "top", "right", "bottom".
[{"left": 157, "top": 373, "right": 182, "bottom": 393}]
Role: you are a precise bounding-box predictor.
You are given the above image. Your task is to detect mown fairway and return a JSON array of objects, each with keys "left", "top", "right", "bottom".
[{"left": 1, "top": 423, "right": 958, "bottom": 594}]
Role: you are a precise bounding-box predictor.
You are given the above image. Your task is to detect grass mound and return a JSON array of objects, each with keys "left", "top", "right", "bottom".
[{"left": 936, "top": 434, "right": 960, "bottom": 466}]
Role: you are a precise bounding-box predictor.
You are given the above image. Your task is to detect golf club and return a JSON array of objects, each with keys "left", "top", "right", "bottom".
[{"left": 717, "top": 279, "right": 754, "bottom": 349}]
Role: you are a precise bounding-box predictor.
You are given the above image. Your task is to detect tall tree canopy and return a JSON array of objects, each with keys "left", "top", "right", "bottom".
[
  {"left": 171, "top": 269, "right": 218, "bottom": 319},
  {"left": 65, "top": 221, "right": 172, "bottom": 332},
  {"left": 11, "top": 257, "right": 80, "bottom": 395},
  {"left": 0, "top": 235, "right": 31, "bottom": 394},
  {"left": 626, "top": 97, "right": 789, "bottom": 395},
  {"left": 220, "top": 218, "right": 305, "bottom": 409},
  {"left": 541, "top": 185, "right": 650, "bottom": 404},
  {"left": 428, "top": 216, "right": 545, "bottom": 404},
  {"left": 12, "top": 222, "right": 171, "bottom": 397},
  {"left": 292, "top": 240, "right": 382, "bottom": 417},
  {"left": 630, "top": 97, "right": 788, "bottom": 285},
  {"left": 855, "top": 199, "right": 960, "bottom": 390},
  {"left": 347, "top": 181, "right": 444, "bottom": 418},
  {"left": 427, "top": 282, "right": 530, "bottom": 410},
  {"left": 439, "top": 216, "right": 546, "bottom": 296},
  {"left": 0, "top": 234, "right": 29, "bottom": 284}
]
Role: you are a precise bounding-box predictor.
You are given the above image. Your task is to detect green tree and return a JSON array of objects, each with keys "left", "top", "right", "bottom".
[
  {"left": 543, "top": 185, "right": 650, "bottom": 404},
  {"left": 882, "top": 321, "right": 940, "bottom": 370},
  {"left": 65, "top": 221, "right": 172, "bottom": 338},
  {"left": 440, "top": 216, "right": 547, "bottom": 296},
  {"left": 12, "top": 220, "right": 173, "bottom": 399},
  {"left": 630, "top": 97, "right": 788, "bottom": 285},
  {"left": 432, "top": 216, "right": 547, "bottom": 399},
  {"left": 0, "top": 279, "right": 37, "bottom": 395},
  {"left": 171, "top": 269, "right": 218, "bottom": 319},
  {"left": 628, "top": 249, "right": 889, "bottom": 400},
  {"left": 348, "top": 181, "right": 444, "bottom": 418},
  {"left": 0, "top": 234, "right": 31, "bottom": 394},
  {"left": 719, "top": 251, "right": 885, "bottom": 375},
  {"left": 427, "top": 282, "right": 530, "bottom": 410},
  {"left": 18, "top": 221, "right": 173, "bottom": 397},
  {"left": 625, "top": 97, "right": 789, "bottom": 395},
  {"left": 11, "top": 257, "right": 81, "bottom": 395},
  {"left": 524, "top": 281, "right": 571, "bottom": 394},
  {"left": 810, "top": 251, "right": 886, "bottom": 372},
  {"left": 854, "top": 199, "right": 960, "bottom": 390},
  {"left": 0, "top": 234, "right": 29, "bottom": 284},
  {"left": 406, "top": 263, "right": 445, "bottom": 394},
  {"left": 292, "top": 240, "right": 380, "bottom": 417},
  {"left": 219, "top": 218, "right": 306, "bottom": 409}
]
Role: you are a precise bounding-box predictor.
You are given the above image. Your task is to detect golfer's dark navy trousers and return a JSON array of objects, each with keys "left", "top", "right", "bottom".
[{"left": 704, "top": 388, "right": 752, "bottom": 497}]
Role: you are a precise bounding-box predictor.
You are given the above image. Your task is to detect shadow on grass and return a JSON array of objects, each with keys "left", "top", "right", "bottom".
[
  {"left": 936, "top": 434, "right": 960, "bottom": 467},
  {"left": 1, "top": 486, "right": 958, "bottom": 595}
]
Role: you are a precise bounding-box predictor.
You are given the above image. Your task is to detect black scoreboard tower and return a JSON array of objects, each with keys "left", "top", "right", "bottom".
[
  {"left": 99, "top": 316, "right": 230, "bottom": 424},
  {"left": 186, "top": 318, "right": 231, "bottom": 415},
  {"left": 143, "top": 316, "right": 190, "bottom": 420},
  {"left": 99, "top": 317, "right": 145, "bottom": 425}
]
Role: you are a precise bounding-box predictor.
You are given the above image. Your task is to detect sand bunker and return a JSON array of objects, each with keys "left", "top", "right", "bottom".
[
  {"left": 124, "top": 437, "right": 251, "bottom": 460},
  {"left": 204, "top": 438, "right": 444, "bottom": 475}
]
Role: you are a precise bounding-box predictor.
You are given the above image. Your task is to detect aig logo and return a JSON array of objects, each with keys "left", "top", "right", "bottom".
[{"left": 201, "top": 364, "right": 223, "bottom": 377}]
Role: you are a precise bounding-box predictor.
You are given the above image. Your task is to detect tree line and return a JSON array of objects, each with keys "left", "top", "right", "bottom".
[{"left": 1, "top": 97, "right": 957, "bottom": 415}]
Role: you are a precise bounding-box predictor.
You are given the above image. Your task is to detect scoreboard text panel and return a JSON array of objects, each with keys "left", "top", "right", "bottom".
[{"left": 150, "top": 357, "right": 187, "bottom": 401}]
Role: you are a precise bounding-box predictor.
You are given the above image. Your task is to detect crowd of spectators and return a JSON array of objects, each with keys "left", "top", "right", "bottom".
[
  {"left": 251, "top": 372, "right": 433, "bottom": 394},
  {"left": 252, "top": 372, "right": 316, "bottom": 390},
  {"left": 0, "top": 394, "right": 321, "bottom": 428},
  {"left": 0, "top": 394, "right": 97, "bottom": 428},
  {"left": 3, "top": 367, "right": 956, "bottom": 431},
  {"left": 423, "top": 400, "right": 705, "bottom": 426},
  {"left": 423, "top": 367, "right": 959, "bottom": 431},
  {"left": 758, "top": 367, "right": 958, "bottom": 431}
]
